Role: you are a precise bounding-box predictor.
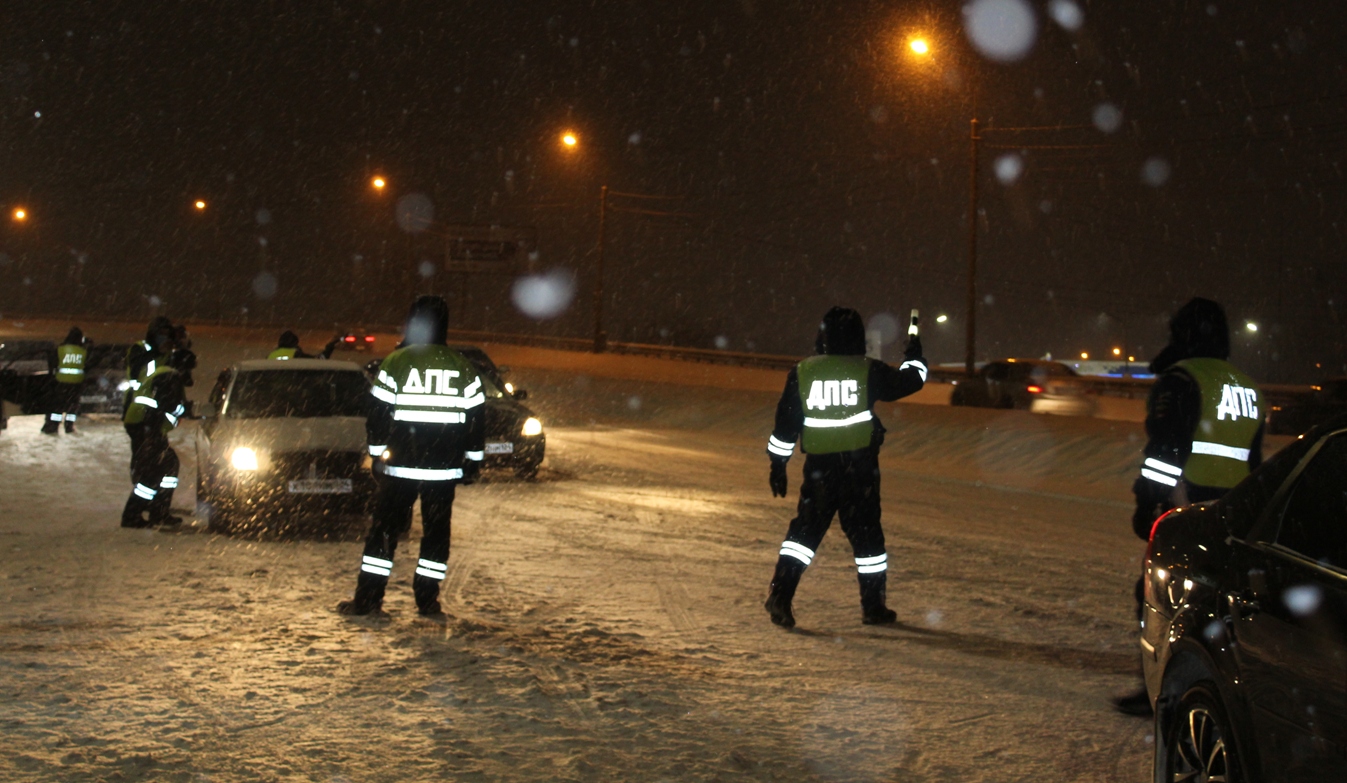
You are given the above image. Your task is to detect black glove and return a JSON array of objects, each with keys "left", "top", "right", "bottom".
[
  {"left": 904, "top": 334, "right": 923, "bottom": 360},
  {"left": 769, "top": 459, "right": 788, "bottom": 498},
  {"left": 461, "top": 460, "right": 482, "bottom": 485}
]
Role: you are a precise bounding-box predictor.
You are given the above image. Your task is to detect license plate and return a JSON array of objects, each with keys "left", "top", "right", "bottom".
[
  {"left": 287, "top": 479, "right": 353, "bottom": 494},
  {"left": 485, "top": 442, "right": 514, "bottom": 455}
]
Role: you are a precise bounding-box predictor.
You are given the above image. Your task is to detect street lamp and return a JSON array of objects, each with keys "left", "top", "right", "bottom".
[
  {"left": 1112, "top": 347, "right": 1122, "bottom": 356},
  {"left": 1080, "top": 351, "right": 1089, "bottom": 360},
  {"left": 194, "top": 200, "right": 207, "bottom": 211},
  {"left": 1245, "top": 321, "right": 1259, "bottom": 333},
  {"left": 935, "top": 314, "right": 949, "bottom": 323},
  {"left": 12, "top": 207, "right": 27, "bottom": 222},
  {"left": 561, "top": 131, "right": 579, "bottom": 149},
  {"left": 371, "top": 176, "right": 387, "bottom": 191},
  {"left": 909, "top": 38, "right": 930, "bottom": 56}
]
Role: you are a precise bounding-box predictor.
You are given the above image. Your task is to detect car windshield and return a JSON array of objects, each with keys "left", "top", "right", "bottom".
[
  {"left": 1221, "top": 433, "right": 1320, "bottom": 539},
  {"left": 226, "top": 369, "right": 369, "bottom": 419}
]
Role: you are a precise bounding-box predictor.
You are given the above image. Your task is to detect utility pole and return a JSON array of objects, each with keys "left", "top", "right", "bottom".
[
  {"left": 965, "top": 118, "right": 980, "bottom": 376},
  {"left": 592, "top": 184, "right": 609, "bottom": 353}
]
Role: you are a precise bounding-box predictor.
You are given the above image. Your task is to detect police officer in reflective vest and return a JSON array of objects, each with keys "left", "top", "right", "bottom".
[
  {"left": 763, "top": 306, "right": 928, "bottom": 628},
  {"left": 338, "top": 296, "right": 486, "bottom": 617},
  {"left": 123, "top": 318, "right": 178, "bottom": 472},
  {"left": 1115, "top": 296, "right": 1264, "bottom": 715},
  {"left": 42, "top": 326, "right": 88, "bottom": 435},
  {"left": 121, "top": 348, "right": 195, "bottom": 528},
  {"left": 268, "top": 330, "right": 338, "bottom": 360}
]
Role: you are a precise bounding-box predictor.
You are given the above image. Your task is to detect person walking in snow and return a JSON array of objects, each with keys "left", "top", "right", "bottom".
[
  {"left": 337, "top": 296, "right": 486, "bottom": 618},
  {"left": 762, "top": 306, "right": 928, "bottom": 628}
]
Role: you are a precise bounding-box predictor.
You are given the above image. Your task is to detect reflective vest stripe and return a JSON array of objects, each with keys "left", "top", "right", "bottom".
[
  {"left": 392, "top": 410, "right": 465, "bottom": 424},
  {"left": 381, "top": 465, "right": 463, "bottom": 481},
  {"left": 898, "top": 359, "right": 929, "bottom": 382},
  {"left": 1191, "top": 441, "right": 1251, "bottom": 461},
  {"left": 395, "top": 392, "right": 485, "bottom": 409},
  {"left": 370, "top": 385, "right": 396, "bottom": 403},
  {"left": 803, "top": 410, "right": 874, "bottom": 429}
]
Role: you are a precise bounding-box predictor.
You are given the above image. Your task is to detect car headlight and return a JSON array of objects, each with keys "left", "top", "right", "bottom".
[
  {"left": 231, "top": 447, "right": 260, "bottom": 471},
  {"left": 504, "top": 382, "right": 515, "bottom": 394},
  {"left": 521, "top": 417, "right": 543, "bottom": 437}
]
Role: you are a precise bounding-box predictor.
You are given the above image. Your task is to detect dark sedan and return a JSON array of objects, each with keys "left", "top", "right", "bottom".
[
  {"left": 949, "top": 359, "right": 1097, "bottom": 416},
  {"left": 364, "top": 344, "right": 544, "bottom": 478},
  {"left": 1142, "top": 415, "right": 1347, "bottom": 781}
]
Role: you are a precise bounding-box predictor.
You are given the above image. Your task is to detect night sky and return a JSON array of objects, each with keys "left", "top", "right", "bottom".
[{"left": 3, "top": 1, "right": 1346, "bottom": 381}]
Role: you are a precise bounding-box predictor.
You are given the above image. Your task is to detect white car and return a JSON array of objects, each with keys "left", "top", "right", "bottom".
[{"left": 195, "top": 359, "right": 376, "bottom": 533}]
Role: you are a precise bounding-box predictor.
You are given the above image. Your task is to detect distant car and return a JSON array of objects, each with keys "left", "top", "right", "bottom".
[
  {"left": 1143, "top": 415, "right": 1347, "bottom": 781},
  {"left": 1, "top": 339, "right": 54, "bottom": 415},
  {"left": 1267, "top": 377, "right": 1347, "bottom": 435},
  {"left": 334, "top": 329, "right": 377, "bottom": 352},
  {"left": 949, "top": 359, "right": 1097, "bottom": 416},
  {"left": 363, "top": 344, "right": 545, "bottom": 479},
  {"left": 195, "top": 359, "right": 378, "bottom": 533}
]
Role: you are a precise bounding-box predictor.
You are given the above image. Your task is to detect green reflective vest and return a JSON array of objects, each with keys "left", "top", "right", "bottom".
[
  {"left": 268, "top": 348, "right": 297, "bottom": 360},
  {"left": 797, "top": 355, "right": 874, "bottom": 454},
  {"left": 1173, "top": 358, "right": 1262, "bottom": 489},
  {"left": 124, "top": 363, "right": 174, "bottom": 427},
  {"left": 55, "top": 344, "right": 87, "bottom": 385}
]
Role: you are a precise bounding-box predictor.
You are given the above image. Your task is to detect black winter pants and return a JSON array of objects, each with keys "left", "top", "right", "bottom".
[
  {"left": 42, "top": 383, "right": 81, "bottom": 433},
  {"left": 121, "top": 431, "right": 180, "bottom": 526},
  {"left": 350, "top": 476, "right": 457, "bottom": 613},
  {"left": 769, "top": 449, "right": 890, "bottom": 610}
]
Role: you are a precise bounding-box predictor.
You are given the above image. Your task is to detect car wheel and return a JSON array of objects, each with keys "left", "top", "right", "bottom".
[{"left": 1161, "top": 683, "right": 1242, "bottom": 783}]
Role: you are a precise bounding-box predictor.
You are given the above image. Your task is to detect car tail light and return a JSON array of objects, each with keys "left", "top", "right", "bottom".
[
  {"left": 344, "top": 335, "right": 356, "bottom": 343},
  {"left": 1026, "top": 385, "right": 1043, "bottom": 394},
  {"left": 1149, "top": 507, "right": 1178, "bottom": 543},
  {"left": 364, "top": 335, "right": 375, "bottom": 343}
]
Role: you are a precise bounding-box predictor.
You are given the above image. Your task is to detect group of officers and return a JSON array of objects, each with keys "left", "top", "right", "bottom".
[{"left": 33, "top": 292, "right": 1259, "bottom": 718}]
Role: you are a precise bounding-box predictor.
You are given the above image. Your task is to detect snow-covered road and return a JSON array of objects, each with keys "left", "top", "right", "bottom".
[{"left": 0, "top": 364, "right": 1155, "bottom": 783}]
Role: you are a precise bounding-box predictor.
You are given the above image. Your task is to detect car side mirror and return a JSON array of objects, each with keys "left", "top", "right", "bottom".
[{"left": 513, "top": 389, "right": 528, "bottom": 401}]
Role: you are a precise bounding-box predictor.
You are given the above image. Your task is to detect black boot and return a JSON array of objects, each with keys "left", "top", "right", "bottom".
[
  {"left": 765, "top": 556, "right": 807, "bottom": 629},
  {"left": 859, "top": 572, "right": 897, "bottom": 625},
  {"left": 338, "top": 570, "right": 388, "bottom": 615},
  {"left": 41, "top": 416, "right": 60, "bottom": 435},
  {"left": 414, "top": 575, "right": 445, "bottom": 617},
  {"left": 121, "top": 496, "right": 154, "bottom": 528}
]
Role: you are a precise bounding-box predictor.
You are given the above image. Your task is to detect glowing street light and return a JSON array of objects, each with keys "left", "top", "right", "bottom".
[
  {"left": 1112, "top": 347, "right": 1122, "bottom": 356},
  {"left": 371, "top": 176, "right": 387, "bottom": 191},
  {"left": 561, "top": 131, "right": 579, "bottom": 149},
  {"left": 1080, "top": 351, "right": 1090, "bottom": 360},
  {"left": 194, "top": 200, "right": 207, "bottom": 211},
  {"left": 1245, "top": 321, "right": 1259, "bottom": 333},
  {"left": 11, "top": 207, "right": 27, "bottom": 222},
  {"left": 909, "top": 38, "right": 930, "bottom": 56},
  {"left": 935, "top": 314, "right": 949, "bottom": 323}
]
